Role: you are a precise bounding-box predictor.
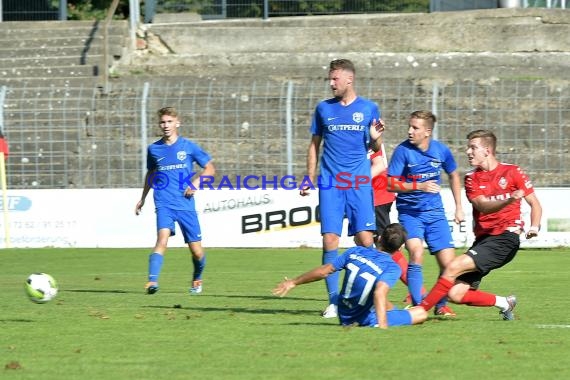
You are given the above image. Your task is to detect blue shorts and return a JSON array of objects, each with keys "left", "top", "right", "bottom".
[
  {"left": 319, "top": 186, "right": 375, "bottom": 236},
  {"left": 398, "top": 210, "right": 454, "bottom": 253},
  {"left": 343, "top": 307, "right": 413, "bottom": 327},
  {"left": 156, "top": 207, "right": 202, "bottom": 243}
]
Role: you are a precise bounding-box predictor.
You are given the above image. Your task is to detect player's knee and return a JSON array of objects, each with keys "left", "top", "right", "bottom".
[
  {"left": 323, "top": 234, "right": 339, "bottom": 248},
  {"left": 448, "top": 285, "right": 467, "bottom": 303},
  {"left": 357, "top": 233, "right": 374, "bottom": 247}
]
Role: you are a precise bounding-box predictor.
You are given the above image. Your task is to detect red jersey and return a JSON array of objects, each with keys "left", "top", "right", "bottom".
[
  {"left": 370, "top": 150, "right": 396, "bottom": 206},
  {"left": 465, "top": 163, "right": 535, "bottom": 237}
]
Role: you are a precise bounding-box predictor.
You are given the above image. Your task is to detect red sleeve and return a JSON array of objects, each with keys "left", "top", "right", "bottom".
[
  {"left": 0, "top": 138, "right": 8, "bottom": 157},
  {"left": 464, "top": 171, "right": 482, "bottom": 201},
  {"left": 370, "top": 150, "right": 383, "bottom": 159},
  {"left": 511, "top": 165, "right": 534, "bottom": 196}
]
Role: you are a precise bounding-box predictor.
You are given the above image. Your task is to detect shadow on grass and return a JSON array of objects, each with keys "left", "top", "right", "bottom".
[
  {"left": 65, "top": 289, "right": 131, "bottom": 294},
  {"left": 200, "top": 294, "right": 324, "bottom": 302},
  {"left": 0, "top": 319, "right": 35, "bottom": 323},
  {"left": 143, "top": 304, "right": 320, "bottom": 316}
]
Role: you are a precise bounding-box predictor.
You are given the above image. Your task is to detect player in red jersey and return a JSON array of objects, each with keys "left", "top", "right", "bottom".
[{"left": 419, "top": 130, "right": 542, "bottom": 320}]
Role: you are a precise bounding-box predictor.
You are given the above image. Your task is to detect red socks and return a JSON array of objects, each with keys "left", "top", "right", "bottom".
[
  {"left": 459, "top": 289, "right": 496, "bottom": 307},
  {"left": 420, "top": 277, "right": 453, "bottom": 311},
  {"left": 391, "top": 250, "right": 409, "bottom": 283},
  {"left": 420, "top": 278, "right": 497, "bottom": 311}
]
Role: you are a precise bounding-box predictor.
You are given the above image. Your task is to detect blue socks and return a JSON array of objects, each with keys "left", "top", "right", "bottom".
[
  {"left": 407, "top": 263, "right": 424, "bottom": 306},
  {"left": 323, "top": 249, "right": 339, "bottom": 305},
  {"left": 148, "top": 253, "right": 164, "bottom": 283},
  {"left": 192, "top": 252, "right": 206, "bottom": 281}
]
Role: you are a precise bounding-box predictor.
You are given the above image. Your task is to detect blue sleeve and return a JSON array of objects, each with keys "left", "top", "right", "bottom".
[
  {"left": 373, "top": 102, "right": 381, "bottom": 121},
  {"left": 146, "top": 145, "right": 156, "bottom": 171},
  {"left": 310, "top": 103, "right": 324, "bottom": 136},
  {"left": 331, "top": 248, "right": 354, "bottom": 271},
  {"left": 189, "top": 141, "right": 212, "bottom": 168},
  {"left": 368, "top": 102, "right": 381, "bottom": 142},
  {"left": 387, "top": 144, "right": 407, "bottom": 178},
  {"left": 441, "top": 143, "right": 458, "bottom": 174},
  {"left": 378, "top": 261, "right": 401, "bottom": 288}
]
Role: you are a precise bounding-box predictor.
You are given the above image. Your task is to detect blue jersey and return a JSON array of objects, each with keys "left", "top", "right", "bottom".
[
  {"left": 311, "top": 97, "right": 380, "bottom": 187},
  {"left": 147, "top": 137, "right": 211, "bottom": 210},
  {"left": 332, "top": 246, "right": 401, "bottom": 325},
  {"left": 388, "top": 139, "right": 457, "bottom": 213}
]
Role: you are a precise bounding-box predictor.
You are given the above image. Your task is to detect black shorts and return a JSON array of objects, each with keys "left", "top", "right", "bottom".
[
  {"left": 456, "top": 231, "right": 520, "bottom": 289},
  {"left": 374, "top": 202, "right": 393, "bottom": 238}
]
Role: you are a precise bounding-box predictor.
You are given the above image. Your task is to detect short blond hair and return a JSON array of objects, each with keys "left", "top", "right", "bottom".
[
  {"left": 409, "top": 110, "right": 437, "bottom": 130},
  {"left": 467, "top": 129, "right": 497, "bottom": 154},
  {"left": 157, "top": 106, "right": 179, "bottom": 119}
]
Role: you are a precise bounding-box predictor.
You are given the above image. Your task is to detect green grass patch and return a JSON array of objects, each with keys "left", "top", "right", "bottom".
[{"left": 2, "top": 247, "right": 570, "bottom": 379}]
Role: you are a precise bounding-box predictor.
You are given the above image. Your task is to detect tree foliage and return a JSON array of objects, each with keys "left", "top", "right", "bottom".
[{"left": 65, "top": 0, "right": 429, "bottom": 20}]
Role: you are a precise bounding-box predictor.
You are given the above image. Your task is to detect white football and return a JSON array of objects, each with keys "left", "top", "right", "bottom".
[{"left": 24, "top": 273, "right": 58, "bottom": 303}]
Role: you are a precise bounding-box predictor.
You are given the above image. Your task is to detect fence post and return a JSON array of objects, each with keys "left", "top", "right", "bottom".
[
  {"left": 141, "top": 82, "right": 150, "bottom": 182},
  {"left": 286, "top": 81, "right": 294, "bottom": 176},
  {"left": 59, "top": 0, "right": 67, "bottom": 20},
  {"left": 102, "top": 0, "right": 121, "bottom": 94},
  {"left": 263, "top": 0, "right": 269, "bottom": 20},
  {"left": 431, "top": 82, "right": 439, "bottom": 140},
  {"left": 129, "top": 0, "right": 140, "bottom": 52},
  {"left": 0, "top": 85, "right": 9, "bottom": 248},
  {"left": 0, "top": 86, "right": 5, "bottom": 135},
  {"left": 144, "top": 0, "right": 156, "bottom": 23}
]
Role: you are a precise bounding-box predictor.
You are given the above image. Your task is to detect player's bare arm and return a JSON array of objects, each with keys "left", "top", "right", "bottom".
[
  {"left": 448, "top": 171, "right": 465, "bottom": 223},
  {"left": 388, "top": 177, "right": 440, "bottom": 194},
  {"left": 369, "top": 118, "right": 385, "bottom": 152},
  {"left": 185, "top": 161, "right": 216, "bottom": 197},
  {"left": 524, "top": 192, "right": 543, "bottom": 239},
  {"left": 373, "top": 281, "right": 390, "bottom": 329},
  {"left": 272, "top": 263, "right": 335, "bottom": 297},
  {"left": 300, "top": 135, "right": 321, "bottom": 196},
  {"left": 136, "top": 169, "right": 155, "bottom": 215},
  {"left": 370, "top": 153, "right": 387, "bottom": 177},
  {"left": 470, "top": 189, "right": 525, "bottom": 214}
]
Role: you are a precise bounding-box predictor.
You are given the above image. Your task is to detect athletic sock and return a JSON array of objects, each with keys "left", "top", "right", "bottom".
[
  {"left": 391, "top": 250, "right": 409, "bottom": 283},
  {"left": 407, "top": 263, "right": 423, "bottom": 305},
  {"left": 323, "top": 249, "right": 339, "bottom": 305},
  {"left": 459, "top": 289, "right": 497, "bottom": 307},
  {"left": 192, "top": 252, "right": 206, "bottom": 281},
  {"left": 420, "top": 277, "right": 453, "bottom": 311},
  {"left": 494, "top": 295, "right": 510, "bottom": 310},
  {"left": 435, "top": 297, "right": 449, "bottom": 309},
  {"left": 434, "top": 269, "right": 449, "bottom": 309},
  {"left": 148, "top": 252, "right": 164, "bottom": 283}
]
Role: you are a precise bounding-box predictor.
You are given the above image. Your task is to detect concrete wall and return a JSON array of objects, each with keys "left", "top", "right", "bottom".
[{"left": 124, "top": 8, "right": 570, "bottom": 80}]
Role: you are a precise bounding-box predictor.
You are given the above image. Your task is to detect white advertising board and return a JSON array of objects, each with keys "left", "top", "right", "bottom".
[{"left": 0, "top": 188, "right": 566, "bottom": 249}]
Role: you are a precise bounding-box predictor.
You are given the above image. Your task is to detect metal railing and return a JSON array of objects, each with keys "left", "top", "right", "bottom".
[{"left": 1, "top": 78, "right": 569, "bottom": 189}]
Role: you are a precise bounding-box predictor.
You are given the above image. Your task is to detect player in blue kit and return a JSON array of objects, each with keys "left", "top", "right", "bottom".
[
  {"left": 135, "top": 106, "right": 215, "bottom": 295},
  {"left": 273, "top": 223, "right": 427, "bottom": 328},
  {"left": 387, "top": 110, "right": 464, "bottom": 316},
  {"left": 301, "top": 58, "right": 385, "bottom": 319}
]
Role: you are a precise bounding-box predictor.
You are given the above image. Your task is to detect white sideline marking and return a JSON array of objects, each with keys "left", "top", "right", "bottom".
[{"left": 536, "top": 324, "right": 570, "bottom": 329}]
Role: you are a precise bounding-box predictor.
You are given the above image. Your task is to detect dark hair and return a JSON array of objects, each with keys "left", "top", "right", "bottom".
[
  {"left": 329, "top": 59, "right": 355, "bottom": 74},
  {"left": 379, "top": 223, "right": 407, "bottom": 253}
]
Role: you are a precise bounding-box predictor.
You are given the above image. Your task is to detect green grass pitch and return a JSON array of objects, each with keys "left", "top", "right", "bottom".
[{"left": 2, "top": 247, "right": 570, "bottom": 379}]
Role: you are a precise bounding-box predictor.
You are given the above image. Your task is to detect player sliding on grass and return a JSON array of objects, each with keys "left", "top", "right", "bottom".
[
  {"left": 419, "top": 130, "right": 543, "bottom": 320},
  {"left": 136, "top": 106, "right": 215, "bottom": 295},
  {"left": 273, "top": 223, "right": 427, "bottom": 329}
]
